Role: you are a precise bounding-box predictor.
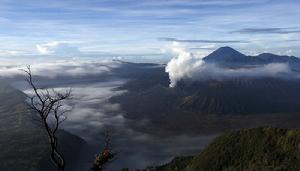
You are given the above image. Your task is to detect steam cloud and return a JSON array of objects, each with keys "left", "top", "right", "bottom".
[
  {"left": 165, "top": 43, "right": 206, "bottom": 87},
  {"left": 165, "top": 43, "right": 293, "bottom": 87}
]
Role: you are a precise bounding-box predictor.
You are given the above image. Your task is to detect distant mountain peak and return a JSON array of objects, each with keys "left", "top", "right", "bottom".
[
  {"left": 203, "top": 46, "right": 249, "bottom": 63},
  {"left": 217, "top": 46, "right": 238, "bottom": 51}
]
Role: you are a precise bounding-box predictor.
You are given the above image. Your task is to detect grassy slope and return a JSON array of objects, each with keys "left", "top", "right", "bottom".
[
  {"left": 153, "top": 127, "right": 300, "bottom": 171},
  {"left": 0, "top": 82, "right": 47, "bottom": 171}
]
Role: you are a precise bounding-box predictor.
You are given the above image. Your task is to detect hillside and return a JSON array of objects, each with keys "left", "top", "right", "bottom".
[
  {"left": 0, "top": 82, "right": 47, "bottom": 171},
  {"left": 178, "top": 78, "right": 300, "bottom": 114},
  {"left": 0, "top": 82, "right": 86, "bottom": 171},
  {"left": 152, "top": 156, "right": 193, "bottom": 171},
  {"left": 152, "top": 127, "right": 300, "bottom": 171}
]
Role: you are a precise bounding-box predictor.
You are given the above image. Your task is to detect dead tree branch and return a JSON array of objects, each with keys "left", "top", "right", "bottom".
[{"left": 23, "top": 65, "right": 71, "bottom": 171}]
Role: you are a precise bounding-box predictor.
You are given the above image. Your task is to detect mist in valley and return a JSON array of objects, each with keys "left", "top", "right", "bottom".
[{"left": 2, "top": 45, "right": 300, "bottom": 170}]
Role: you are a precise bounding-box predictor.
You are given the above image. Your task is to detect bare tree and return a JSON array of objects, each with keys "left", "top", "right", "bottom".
[{"left": 23, "top": 65, "right": 71, "bottom": 171}]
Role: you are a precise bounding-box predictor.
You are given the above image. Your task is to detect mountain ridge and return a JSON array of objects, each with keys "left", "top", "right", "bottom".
[{"left": 203, "top": 46, "right": 300, "bottom": 64}]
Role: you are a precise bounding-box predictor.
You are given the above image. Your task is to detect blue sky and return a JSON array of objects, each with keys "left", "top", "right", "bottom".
[{"left": 0, "top": 0, "right": 300, "bottom": 61}]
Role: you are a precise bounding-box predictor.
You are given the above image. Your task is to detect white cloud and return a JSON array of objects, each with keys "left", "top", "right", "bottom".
[
  {"left": 0, "top": 50, "right": 22, "bottom": 56},
  {"left": 0, "top": 59, "right": 120, "bottom": 78},
  {"left": 200, "top": 44, "right": 216, "bottom": 49},
  {"left": 36, "top": 41, "right": 81, "bottom": 56},
  {"left": 36, "top": 41, "right": 59, "bottom": 54},
  {"left": 286, "top": 49, "right": 293, "bottom": 56}
]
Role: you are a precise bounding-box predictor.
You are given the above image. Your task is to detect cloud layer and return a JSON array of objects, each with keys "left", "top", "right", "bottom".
[
  {"left": 231, "top": 27, "right": 300, "bottom": 34},
  {"left": 49, "top": 81, "right": 126, "bottom": 142},
  {"left": 0, "top": 59, "right": 120, "bottom": 78},
  {"left": 158, "top": 37, "right": 250, "bottom": 44}
]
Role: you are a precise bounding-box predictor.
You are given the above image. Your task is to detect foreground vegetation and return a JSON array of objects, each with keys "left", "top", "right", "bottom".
[{"left": 152, "top": 127, "right": 300, "bottom": 171}]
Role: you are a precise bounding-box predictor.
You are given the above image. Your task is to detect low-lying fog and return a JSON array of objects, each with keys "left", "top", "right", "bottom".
[{"left": 0, "top": 59, "right": 216, "bottom": 170}]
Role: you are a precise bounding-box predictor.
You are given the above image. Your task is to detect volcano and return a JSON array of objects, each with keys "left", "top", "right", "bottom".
[{"left": 110, "top": 47, "right": 300, "bottom": 134}]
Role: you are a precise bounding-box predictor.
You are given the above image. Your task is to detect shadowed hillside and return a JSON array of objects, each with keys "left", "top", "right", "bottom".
[
  {"left": 0, "top": 82, "right": 86, "bottom": 171},
  {"left": 152, "top": 127, "right": 300, "bottom": 171},
  {"left": 0, "top": 82, "right": 47, "bottom": 170}
]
